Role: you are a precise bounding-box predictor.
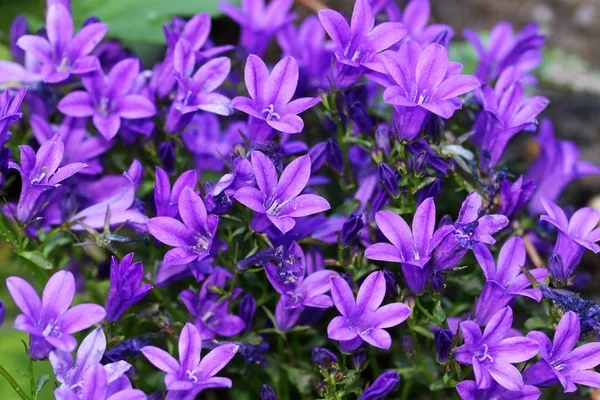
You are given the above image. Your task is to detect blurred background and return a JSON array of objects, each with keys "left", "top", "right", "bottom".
[{"left": 0, "top": 0, "right": 599, "bottom": 398}]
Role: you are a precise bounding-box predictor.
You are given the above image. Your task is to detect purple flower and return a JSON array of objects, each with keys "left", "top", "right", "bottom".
[
  {"left": 239, "top": 294, "right": 256, "bottom": 334},
  {"left": 10, "top": 134, "right": 87, "bottom": 222},
  {"left": 318, "top": 0, "right": 407, "bottom": 88},
  {"left": 526, "top": 118, "right": 600, "bottom": 215},
  {"left": 499, "top": 176, "right": 535, "bottom": 220},
  {"left": 433, "top": 192, "right": 508, "bottom": 272},
  {"left": 379, "top": 41, "right": 480, "bottom": 139},
  {"left": 148, "top": 187, "right": 219, "bottom": 265},
  {"left": 524, "top": 311, "right": 600, "bottom": 392},
  {"left": 464, "top": 21, "right": 545, "bottom": 84},
  {"left": 58, "top": 58, "right": 156, "bottom": 140},
  {"left": 365, "top": 198, "right": 453, "bottom": 293},
  {"left": 141, "top": 323, "right": 238, "bottom": 398},
  {"left": 261, "top": 384, "right": 277, "bottom": 400},
  {"left": 0, "top": 300, "right": 5, "bottom": 326},
  {"left": 234, "top": 151, "right": 330, "bottom": 234},
  {"left": 473, "top": 237, "right": 548, "bottom": 325},
  {"left": 154, "top": 167, "right": 197, "bottom": 218},
  {"left": 456, "top": 380, "right": 541, "bottom": 400},
  {"left": 341, "top": 213, "right": 364, "bottom": 246},
  {"left": 433, "top": 327, "right": 453, "bottom": 363},
  {"left": 328, "top": 271, "right": 411, "bottom": 350},
  {"left": 220, "top": 0, "right": 296, "bottom": 57},
  {"left": 311, "top": 347, "right": 339, "bottom": 369},
  {"left": 7, "top": 270, "right": 106, "bottom": 359},
  {"left": 0, "top": 88, "right": 26, "bottom": 146},
  {"left": 180, "top": 267, "right": 245, "bottom": 340},
  {"left": 361, "top": 371, "right": 400, "bottom": 400},
  {"left": 16, "top": 4, "right": 107, "bottom": 83},
  {"left": 9, "top": 14, "right": 28, "bottom": 64},
  {"left": 232, "top": 55, "right": 321, "bottom": 135},
  {"left": 50, "top": 328, "right": 132, "bottom": 396},
  {"left": 454, "top": 307, "right": 539, "bottom": 391},
  {"left": 399, "top": 0, "right": 454, "bottom": 46},
  {"left": 540, "top": 198, "right": 600, "bottom": 282},
  {"left": 105, "top": 253, "right": 152, "bottom": 322}
]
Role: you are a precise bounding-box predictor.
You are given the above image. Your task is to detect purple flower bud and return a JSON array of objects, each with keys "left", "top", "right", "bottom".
[
  {"left": 240, "top": 294, "right": 256, "bottom": 334},
  {"left": 158, "top": 142, "right": 175, "bottom": 176},
  {"left": 375, "top": 124, "right": 391, "bottom": 157},
  {"left": 261, "top": 385, "right": 277, "bottom": 400},
  {"left": 438, "top": 214, "right": 453, "bottom": 227},
  {"left": 105, "top": 254, "right": 152, "bottom": 322},
  {"left": 368, "top": 188, "right": 391, "bottom": 222},
  {"left": 352, "top": 344, "right": 368, "bottom": 370},
  {"left": 430, "top": 271, "right": 445, "bottom": 293},
  {"left": 411, "top": 150, "right": 429, "bottom": 175},
  {"left": 433, "top": 327, "right": 453, "bottom": 363},
  {"left": 377, "top": 162, "right": 401, "bottom": 197},
  {"left": 341, "top": 213, "right": 364, "bottom": 246},
  {"left": 9, "top": 15, "right": 27, "bottom": 64},
  {"left": 308, "top": 142, "right": 328, "bottom": 172},
  {"left": 549, "top": 252, "right": 566, "bottom": 287},
  {"left": 383, "top": 268, "right": 399, "bottom": 297},
  {"left": 0, "top": 300, "right": 5, "bottom": 326},
  {"left": 350, "top": 101, "right": 374, "bottom": 134},
  {"left": 311, "top": 347, "right": 339, "bottom": 369},
  {"left": 361, "top": 371, "right": 400, "bottom": 400},
  {"left": 326, "top": 138, "right": 344, "bottom": 174}
]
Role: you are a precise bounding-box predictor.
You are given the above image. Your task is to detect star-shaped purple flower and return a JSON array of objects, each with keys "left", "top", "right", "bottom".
[{"left": 105, "top": 253, "right": 152, "bottom": 322}]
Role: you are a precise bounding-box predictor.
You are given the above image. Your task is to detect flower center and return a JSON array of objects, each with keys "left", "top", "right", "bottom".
[
  {"left": 262, "top": 104, "right": 281, "bottom": 121},
  {"left": 98, "top": 97, "right": 111, "bottom": 116},
  {"left": 42, "top": 320, "right": 61, "bottom": 337},
  {"left": 475, "top": 343, "right": 494, "bottom": 363},
  {"left": 31, "top": 167, "right": 48, "bottom": 184},
  {"left": 284, "top": 291, "right": 304, "bottom": 308},
  {"left": 57, "top": 56, "right": 71, "bottom": 72},
  {"left": 185, "top": 369, "right": 198, "bottom": 383}
]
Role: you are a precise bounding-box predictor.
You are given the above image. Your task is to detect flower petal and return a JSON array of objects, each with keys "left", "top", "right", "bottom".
[
  {"left": 58, "top": 91, "right": 95, "bottom": 117},
  {"left": 42, "top": 270, "right": 75, "bottom": 318},
  {"left": 60, "top": 304, "right": 106, "bottom": 334},
  {"left": 116, "top": 95, "right": 156, "bottom": 119},
  {"left": 373, "top": 303, "right": 411, "bottom": 329},
  {"left": 360, "top": 328, "right": 391, "bottom": 349},
  {"left": 356, "top": 271, "right": 385, "bottom": 311},
  {"left": 141, "top": 346, "right": 180, "bottom": 373},
  {"left": 233, "top": 186, "right": 266, "bottom": 213},
  {"left": 6, "top": 276, "right": 42, "bottom": 320},
  {"left": 330, "top": 276, "right": 355, "bottom": 317},
  {"left": 197, "top": 343, "right": 238, "bottom": 380},
  {"left": 179, "top": 323, "right": 202, "bottom": 371},
  {"left": 327, "top": 315, "right": 357, "bottom": 341}
]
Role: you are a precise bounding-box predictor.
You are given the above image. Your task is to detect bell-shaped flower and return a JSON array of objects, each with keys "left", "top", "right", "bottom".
[
  {"left": 232, "top": 55, "right": 321, "bottom": 134},
  {"left": 105, "top": 253, "right": 152, "bottom": 322},
  {"left": 524, "top": 311, "right": 600, "bottom": 392},
  {"left": 16, "top": 4, "right": 107, "bottom": 83},
  {"left": 234, "top": 151, "right": 330, "bottom": 234},
  {"left": 499, "top": 175, "right": 535, "bottom": 220},
  {"left": 456, "top": 380, "right": 541, "bottom": 400},
  {"left": 58, "top": 58, "right": 156, "bottom": 140},
  {"left": 141, "top": 323, "right": 238, "bottom": 398},
  {"left": 148, "top": 187, "right": 219, "bottom": 265},
  {"left": 7, "top": 270, "right": 106, "bottom": 359},
  {"left": 327, "top": 271, "right": 411, "bottom": 350},
  {"left": 454, "top": 307, "right": 540, "bottom": 391},
  {"left": 154, "top": 167, "right": 197, "bottom": 218}
]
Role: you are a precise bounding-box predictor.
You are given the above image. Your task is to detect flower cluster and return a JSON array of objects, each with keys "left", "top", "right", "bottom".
[{"left": 0, "top": 0, "right": 599, "bottom": 399}]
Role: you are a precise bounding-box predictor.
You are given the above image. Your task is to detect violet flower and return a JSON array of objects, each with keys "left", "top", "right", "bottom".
[
  {"left": 232, "top": 55, "right": 321, "bottom": 135},
  {"left": 454, "top": 307, "right": 539, "bottom": 391},
  {"left": 399, "top": 0, "right": 454, "bottom": 46},
  {"left": 7, "top": 270, "right": 106, "bottom": 359},
  {"left": 234, "top": 151, "right": 330, "bottom": 234},
  {"left": 365, "top": 198, "right": 453, "bottom": 294},
  {"left": 361, "top": 371, "right": 400, "bottom": 400},
  {"left": 17, "top": 3, "right": 107, "bottom": 83},
  {"left": 10, "top": 134, "right": 87, "bottom": 222},
  {"left": 540, "top": 198, "right": 600, "bottom": 282},
  {"left": 328, "top": 271, "right": 411, "bottom": 350},
  {"left": 433, "top": 327, "right": 453, "bottom": 363},
  {"left": 180, "top": 267, "right": 245, "bottom": 340},
  {"left": 105, "top": 253, "right": 152, "bottom": 322},
  {"left": 0, "top": 88, "right": 26, "bottom": 146},
  {"left": 473, "top": 236, "right": 548, "bottom": 325},
  {"left": 261, "top": 384, "right": 278, "bottom": 400},
  {"left": 148, "top": 187, "right": 219, "bottom": 265},
  {"left": 154, "top": 167, "right": 197, "bottom": 218},
  {"left": 58, "top": 58, "right": 156, "bottom": 140},
  {"left": 379, "top": 41, "right": 480, "bottom": 139},
  {"left": 456, "top": 380, "right": 541, "bottom": 400},
  {"left": 433, "top": 191, "right": 508, "bottom": 272},
  {"left": 524, "top": 311, "right": 600, "bottom": 392},
  {"left": 499, "top": 176, "right": 535, "bottom": 220},
  {"left": 50, "top": 328, "right": 132, "bottom": 396},
  {"left": 141, "top": 323, "right": 238, "bottom": 398}
]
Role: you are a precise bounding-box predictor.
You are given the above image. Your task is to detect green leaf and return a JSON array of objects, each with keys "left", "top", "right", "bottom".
[
  {"left": 0, "top": 212, "right": 18, "bottom": 244},
  {"left": 17, "top": 251, "right": 53, "bottom": 270},
  {"left": 411, "top": 325, "right": 434, "bottom": 340},
  {"left": 35, "top": 374, "right": 50, "bottom": 396},
  {"left": 524, "top": 316, "right": 550, "bottom": 331},
  {"left": 14, "top": 370, "right": 26, "bottom": 377},
  {"left": 433, "top": 301, "right": 446, "bottom": 323}
]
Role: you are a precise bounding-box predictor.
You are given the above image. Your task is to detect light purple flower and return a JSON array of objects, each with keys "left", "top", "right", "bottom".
[
  {"left": 154, "top": 167, "right": 197, "bottom": 218},
  {"left": 524, "top": 311, "right": 600, "bottom": 392},
  {"left": 16, "top": 4, "right": 107, "bottom": 83},
  {"left": 232, "top": 55, "right": 321, "bottom": 135},
  {"left": 327, "top": 271, "right": 411, "bottom": 350},
  {"left": 10, "top": 134, "right": 87, "bottom": 222},
  {"left": 141, "top": 323, "right": 238, "bottom": 398},
  {"left": 456, "top": 380, "right": 541, "bottom": 400},
  {"left": 473, "top": 236, "right": 548, "bottom": 325},
  {"left": 7, "top": 270, "right": 106, "bottom": 359},
  {"left": 105, "top": 253, "right": 152, "bottom": 322},
  {"left": 148, "top": 187, "right": 219, "bottom": 265},
  {"left": 58, "top": 58, "right": 156, "bottom": 140},
  {"left": 234, "top": 151, "right": 330, "bottom": 234},
  {"left": 454, "top": 307, "right": 539, "bottom": 391}
]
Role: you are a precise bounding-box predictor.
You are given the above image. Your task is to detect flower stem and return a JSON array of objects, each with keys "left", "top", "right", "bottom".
[{"left": 0, "top": 364, "right": 32, "bottom": 400}]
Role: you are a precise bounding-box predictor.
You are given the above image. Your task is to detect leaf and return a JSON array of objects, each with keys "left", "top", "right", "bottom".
[
  {"left": 17, "top": 251, "right": 53, "bottom": 270},
  {"left": 411, "top": 325, "right": 434, "bottom": 340},
  {"left": 35, "top": 375, "right": 50, "bottom": 396},
  {"left": 0, "top": 212, "right": 18, "bottom": 244},
  {"left": 14, "top": 370, "right": 26, "bottom": 377},
  {"left": 524, "top": 316, "right": 550, "bottom": 331},
  {"left": 433, "top": 301, "right": 446, "bottom": 323}
]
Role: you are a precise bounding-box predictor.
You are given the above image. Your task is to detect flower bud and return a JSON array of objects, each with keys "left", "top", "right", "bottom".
[
  {"left": 352, "top": 344, "right": 368, "bottom": 370},
  {"left": 400, "top": 336, "right": 414, "bottom": 356},
  {"left": 158, "top": 142, "right": 175, "bottom": 175},
  {"left": 433, "top": 327, "right": 453, "bottom": 363},
  {"left": 240, "top": 294, "right": 256, "bottom": 334},
  {"left": 361, "top": 371, "right": 400, "bottom": 400},
  {"left": 375, "top": 124, "right": 391, "bottom": 157},
  {"left": 312, "top": 347, "right": 339, "bottom": 370},
  {"left": 549, "top": 252, "right": 566, "bottom": 287},
  {"left": 316, "top": 381, "right": 327, "bottom": 396},
  {"left": 308, "top": 142, "right": 328, "bottom": 172},
  {"left": 411, "top": 150, "right": 429, "bottom": 175},
  {"left": 377, "top": 162, "right": 400, "bottom": 197},
  {"left": 0, "top": 300, "right": 5, "bottom": 327},
  {"left": 349, "top": 101, "right": 374, "bottom": 134},
  {"left": 260, "top": 385, "right": 277, "bottom": 400},
  {"left": 430, "top": 271, "right": 445, "bottom": 293},
  {"left": 326, "top": 138, "right": 344, "bottom": 174},
  {"left": 382, "top": 268, "right": 399, "bottom": 297},
  {"left": 341, "top": 213, "right": 364, "bottom": 246}
]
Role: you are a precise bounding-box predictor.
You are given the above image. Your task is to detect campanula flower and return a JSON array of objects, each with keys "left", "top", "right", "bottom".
[
  {"left": 456, "top": 380, "right": 541, "bottom": 400},
  {"left": 17, "top": 4, "right": 107, "bottom": 83},
  {"left": 433, "top": 327, "right": 453, "bottom": 363},
  {"left": 105, "top": 253, "right": 152, "bottom": 322},
  {"left": 454, "top": 307, "right": 539, "bottom": 391},
  {"left": 311, "top": 347, "right": 339, "bottom": 370},
  {"left": 10, "top": 134, "right": 87, "bottom": 222},
  {"left": 524, "top": 311, "right": 600, "bottom": 392},
  {"left": 473, "top": 237, "right": 548, "bottom": 325},
  {"left": 361, "top": 371, "right": 400, "bottom": 400},
  {"left": 180, "top": 268, "right": 245, "bottom": 339},
  {"left": 0, "top": 88, "right": 26, "bottom": 146},
  {"left": 58, "top": 58, "right": 156, "bottom": 140},
  {"left": 141, "top": 323, "right": 238, "bottom": 398},
  {"left": 234, "top": 151, "right": 330, "bottom": 234},
  {"left": 232, "top": 55, "right": 321, "bottom": 135},
  {"left": 261, "top": 384, "right": 278, "bottom": 400},
  {"left": 499, "top": 176, "right": 535, "bottom": 220},
  {"left": 328, "top": 271, "right": 412, "bottom": 350},
  {"left": 7, "top": 270, "right": 106, "bottom": 359},
  {"left": 154, "top": 167, "right": 197, "bottom": 218},
  {"left": 148, "top": 187, "right": 219, "bottom": 265},
  {"left": 399, "top": 0, "right": 454, "bottom": 46},
  {"left": 341, "top": 213, "right": 364, "bottom": 246}
]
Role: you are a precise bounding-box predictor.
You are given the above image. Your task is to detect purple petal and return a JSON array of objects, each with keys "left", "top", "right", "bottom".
[
  {"left": 473, "top": 243, "right": 497, "bottom": 279},
  {"left": 419, "top": 100, "right": 458, "bottom": 119},
  {"left": 416, "top": 43, "right": 448, "bottom": 93},
  {"left": 540, "top": 197, "right": 569, "bottom": 231},
  {"left": 213, "top": 315, "right": 245, "bottom": 336},
  {"left": 330, "top": 276, "right": 355, "bottom": 317},
  {"left": 58, "top": 91, "right": 95, "bottom": 117},
  {"left": 251, "top": 151, "right": 278, "bottom": 195},
  {"left": 460, "top": 320, "right": 483, "bottom": 345},
  {"left": 107, "top": 58, "right": 139, "bottom": 99},
  {"left": 82, "top": 363, "right": 107, "bottom": 400},
  {"left": 285, "top": 97, "right": 321, "bottom": 115},
  {"left": 569, "top": 207, "right": 600, "bottom": 238},
  {"left": 373, "top": 303, "right": 411, "bottom": 329},
  {"left": 42, "top": 270, "right": 75, "bottom": 317},
  {"left": 318, "top": 10, "right": 350, "bottom": 51},
  {"left": 356, "top": 271, "right": 385, "bottom": 311},
  {"left": 383, "top": 86, "right": 417, "bottom": 107},
  {"left": 364, "top": 243, "right": 404, "bottom": 263},
  {"left": 350, "top": 0, "right": 375, "bottom": 37},
  {"left": 93, "top": 113, "right": 121, "bottom": 140},
  {"left": 197, "top": 343, "right": 238, "bottom": 380},
  {"left": 6, "top": 277, "right": 41, "bottom": 320},
  {"left": 267, "top": 214, "right": 296, "bottom": 234},
  {"left": 488, "top": 360, "right": 525, "bottom": 391},
  {"left": 182, "top": 13, "right": 211, "bottom": 50},
  {"left": 243, "top": 54, "right": 270, "bottom": 103},
  {"left": 374, "top": 210, "right": 412, "bottom": 254},
  {"left": 327, "top": 315, "right": 357, "bottom": 340},
  {"left": 266, "top": 56, "right": 298, "bottom": 106},
  {"left": 60, "top": 304, "right": 106, "bottom": 334},
  {"left": 281, "top": 194, "right": 331, "bottom": 218},
  {"left": 48, "top": 162, "right": 88, "bottom": 185},
  {"left": 570, "top": 370, "right": 600, "bottom": 389},
  {"left": 368, "top": 22, "right": 407, "bottom": 53},
  {"left": 453, "top": 345, "right": 473, "bottom": 364},
  {"left": 117, "top": 95, "right": 156, "bottom": 119},
  {"left": 434, "top": 75, "right": 480, "bottom": 100},
  {"left": 551, "top": 311, "right": 580, "bottom": 362},
  {"left": 276, "top": 154, "right": 310, "bottom": 201},
  {"left": 481, "top": 306, "right": 513, "bottom": 344},
  {"left": 178, "top": 187, "right": 209, "bottom": 233},
  {"left": 525, "top": 331, "right": 553, "bottom": 359},
  {"left": 179, "top": 323, "right": 202, "bottom": 371},
  {"left": 491, "top": 337, "right": 540, "bottom": 363},
  {"left": 495, "top": 236, "right": 526, "bottom": 283},
  {"left": 68, "top": 22, "right": 108, "bottom": 60},
  {"left": 17, "top": 35, "right": 52, "bottom": 63},
  {"left": 457, "top": 192, "right": 481, "bottom": 223},
  {"left": 164, "top": 247, "right": 200, "bottom": 265},
  {"left": 360, "top": 328, "right": 391, "bottom": 349},
  {"left": 567, "top": 342, "right": 600, "bottom": 371},
  {"left": 147, "top": 217, "right": 197, "bottom": 246},
  {"left": 193, "top": 57, "right": 231, "bottom": 93},
  {"left": 141, "top": 346, "right": 180, "bottom": 373},
  {"left": 412, "top": 197, "right": 436, "bottom": 255},
  {"left": 233, "top": 186, "right": 266, "bottom": 213}
]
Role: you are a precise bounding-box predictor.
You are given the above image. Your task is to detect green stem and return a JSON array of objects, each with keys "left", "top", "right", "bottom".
[
  {"left": 337, "top": 121, "right": 356, "bottom": 188},
  {"left": 0, "top": 364, "right": 32, "bottom": 400},
  {"left": 27, "top": 358, "right": 34, "bottom": 399},
  {"left": 415, "top": 298, "right": 435, "bottom": 321}
]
